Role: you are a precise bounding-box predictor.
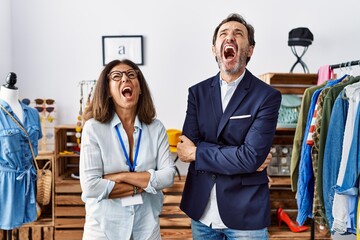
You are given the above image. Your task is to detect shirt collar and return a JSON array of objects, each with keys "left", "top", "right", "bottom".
[
  {"left": 110, "top": 113, "right": 142, "bottom": 133},
  {"left": 219, "top": 70, "right": 246, "bottom": 87}
]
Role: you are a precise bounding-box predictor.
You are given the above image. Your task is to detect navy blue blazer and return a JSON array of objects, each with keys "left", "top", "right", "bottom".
[{"left": 180, "top": 69, "right": 281, "bottom": 230}]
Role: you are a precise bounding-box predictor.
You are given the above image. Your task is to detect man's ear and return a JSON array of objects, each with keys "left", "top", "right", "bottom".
[
  {"left": 247, "top": 45, "right": 254, "bottom": 58},
  {"left": 211, "top": 45, "right": 216, "bottom": 56}
]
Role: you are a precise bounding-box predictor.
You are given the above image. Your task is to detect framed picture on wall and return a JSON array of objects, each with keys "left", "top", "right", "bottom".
[{"left": 102, "top": 35, "right": 144, "bottom": 66}]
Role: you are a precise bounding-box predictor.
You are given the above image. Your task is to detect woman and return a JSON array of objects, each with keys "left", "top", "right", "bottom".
[{"left": 80, "top": 59, "right": 175, "bottom": 240}]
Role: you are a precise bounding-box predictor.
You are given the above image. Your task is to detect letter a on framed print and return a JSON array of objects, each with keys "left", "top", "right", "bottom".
[{"left": 102, "top": 35, "right": 144, "bottom": 66}]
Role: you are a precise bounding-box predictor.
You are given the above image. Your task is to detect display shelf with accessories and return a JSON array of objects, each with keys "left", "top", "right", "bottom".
[
  {"left": 75, "top": 80, "right": 95, "bottom": 152},
  {"left": 21, "top": 97, "right": 57, "bottom": 152},
  {"left": 259, "top": 73, "right": 330, "bottom": 239},
  {"left": 54, "top": 125, "right": 84, "bottom": 240}
]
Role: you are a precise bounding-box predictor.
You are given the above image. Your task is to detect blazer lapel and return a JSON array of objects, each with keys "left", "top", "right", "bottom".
[
  {"left": 216, "top": 71, "right": 251, "bottom": 138},
  {"left": 210, "top": 74, "right": 223, "bottom": 127}
]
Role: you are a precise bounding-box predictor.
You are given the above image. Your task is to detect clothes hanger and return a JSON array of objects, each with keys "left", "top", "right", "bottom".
[{"left": 346, "top": 61, "right": 353, "bottom": 76}]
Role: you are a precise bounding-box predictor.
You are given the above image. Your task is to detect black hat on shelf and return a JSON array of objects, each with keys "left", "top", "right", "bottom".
[{"left": 288, "top": 27, "right": 313, "bottom": 47}]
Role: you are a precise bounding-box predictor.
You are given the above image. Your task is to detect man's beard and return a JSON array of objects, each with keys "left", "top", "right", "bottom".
[{"left": 216, "top": 48, "right": 248, "bottom": 74}]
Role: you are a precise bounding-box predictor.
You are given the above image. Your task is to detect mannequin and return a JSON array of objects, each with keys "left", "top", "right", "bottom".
[
  {"left": 0, "top": 72, "right": 23, "bottom": 121},
  {"left": 0, "top": 72, "right": 42, "bottom": 238},
  {"left": 0, "top": 72, "right": 22, "bottom": 240}
]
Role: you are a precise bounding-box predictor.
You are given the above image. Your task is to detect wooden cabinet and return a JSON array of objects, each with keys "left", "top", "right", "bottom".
[
  {"left": 259, "top": 73, "right": 331, "bottom": 239},
  {"left": 36, "top": 152, "right": 55, "bottom": 226},
  {"left": 54, "top": 125, "right": 84, "bottom": 240}
]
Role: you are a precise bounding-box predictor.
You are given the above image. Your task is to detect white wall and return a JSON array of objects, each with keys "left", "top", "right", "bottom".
[
  {"left": 0, "top": 0, "right": 12, "bottom": 79},
  {"left": 2, "top": 0, "right": 360, "bottom": 129}
]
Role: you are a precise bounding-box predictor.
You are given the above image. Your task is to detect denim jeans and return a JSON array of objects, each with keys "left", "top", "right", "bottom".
[{"left": 191, "top": 219, "right": 268, "bottom": 240}]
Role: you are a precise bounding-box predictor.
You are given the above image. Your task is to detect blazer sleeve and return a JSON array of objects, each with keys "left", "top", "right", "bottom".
[{"left": 183, "top": 80, "right": 281, "bottom": 176}]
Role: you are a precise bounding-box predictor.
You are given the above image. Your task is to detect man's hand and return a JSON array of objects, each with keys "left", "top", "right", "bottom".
[
  {"left": 177, "top": 135, "right": 196, "bottom": 163},
  {"left": 257, "top": 152, "right": 272, "bottom": 172}
]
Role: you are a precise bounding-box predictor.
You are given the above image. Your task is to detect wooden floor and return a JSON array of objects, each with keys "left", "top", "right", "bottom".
[
  {"left": 0, "top": 177, "right": 331, "bottom": 240},
  {"left": 160, "top": 177, "right": 331, "bottom": 240}
]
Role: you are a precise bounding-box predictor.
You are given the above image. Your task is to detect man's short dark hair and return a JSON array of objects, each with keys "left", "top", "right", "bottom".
[{"left": 212, "top": 13, "right": 255, "bottom": 47}]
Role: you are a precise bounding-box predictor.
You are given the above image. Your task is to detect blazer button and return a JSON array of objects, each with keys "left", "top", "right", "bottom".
[{"left": 211, "top": 174, "right": 216, "bottom": 181}]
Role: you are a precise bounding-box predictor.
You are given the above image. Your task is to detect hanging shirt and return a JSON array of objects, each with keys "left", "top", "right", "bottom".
[
  {"left": 317, "top": 65, "right": 335, "bottom": 85},
  {"left": 0, "top": 99, "right": 42, "bottom": 230},
  {"left": 80, "top": 114, "right": 175, "bottom": 240},
  {"left": 322, "top": 89, "right": 349, "bottom": 230},
  {"left": 291, "top": 82, "right": 326, "bottom": 192},
  {"left": 332, "top": 83, "right": 360, "bottom": 234},
  {"left": 296, "top": 75, "right": 345, "bottom": 226},
  {"left": 317, "top": 76, "right": 359, "bottom": 229}
]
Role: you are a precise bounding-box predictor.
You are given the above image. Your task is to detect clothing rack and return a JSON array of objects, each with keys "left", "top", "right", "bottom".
[
  {"left": 329, "top": 60, "right": 360, "bottom": 69},
  {"left": 310, "top": 59, "right": 360, "bottom": 240}
]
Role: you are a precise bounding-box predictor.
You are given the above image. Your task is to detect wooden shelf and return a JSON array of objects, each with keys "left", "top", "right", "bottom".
[
  {"left": 269, "top": 176, "right": 291, "bottom": 186},
  {"left": 260, "top": 73, "right": 331, "bottom": 239},
  {"left": 259, "top": 72, "right": 317, "bottom": 95},
  {"left": 54, "top": 125, "right": 84, "bottom": 239},
  {"left": 22, "top": 218, "right": 53, "bottom": 227}
]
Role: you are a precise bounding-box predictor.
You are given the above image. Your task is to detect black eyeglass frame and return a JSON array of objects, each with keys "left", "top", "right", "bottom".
[{"left": 108, "top": 69, "right": 139, "bottom": 82}]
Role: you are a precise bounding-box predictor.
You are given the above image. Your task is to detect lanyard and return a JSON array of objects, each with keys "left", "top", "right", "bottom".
[{"left": 115, "top": 125, "right": 142, "bottom": 172}]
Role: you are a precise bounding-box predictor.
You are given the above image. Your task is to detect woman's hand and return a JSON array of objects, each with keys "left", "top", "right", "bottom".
[{"left": 104, "top": 172, "right": 124, "bottom": 183}]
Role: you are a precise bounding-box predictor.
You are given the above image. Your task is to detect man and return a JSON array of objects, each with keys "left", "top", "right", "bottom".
[{"left": 177, "top": 13, "right": 281, "bottom": 239}]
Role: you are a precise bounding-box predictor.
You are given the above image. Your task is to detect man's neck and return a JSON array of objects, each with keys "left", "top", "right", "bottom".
[{"left": 220, "top": 68, "right": 246, "bottom": 83}]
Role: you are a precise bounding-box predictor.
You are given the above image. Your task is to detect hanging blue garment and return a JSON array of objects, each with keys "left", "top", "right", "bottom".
[
  {"left": 322, "top": 90, "right": 349, "bottom": 230},
  {"left": 296, "top": 75, "right": 346, "bottom": 225}
]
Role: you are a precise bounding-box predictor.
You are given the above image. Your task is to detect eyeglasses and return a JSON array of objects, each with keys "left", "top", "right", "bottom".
[
  {"left": 35, "top": 106, "right": 55, "bottom": 113},
  {"left": 108, "top": 69, "right": 139, "bottom": 81},
  {"left": 34, "top": 98, "right": 55, "bottom": 105},
  {"left": 34, "top": 98, "right": 56, "bottom": 120}
]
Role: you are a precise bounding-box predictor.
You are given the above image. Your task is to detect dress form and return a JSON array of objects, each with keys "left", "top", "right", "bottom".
[
  {"left": 0, "top": 72, "right": 23, "bottom": 122},
  {"left": 0, "top": 73, "right": 41, "bottom": 239}
]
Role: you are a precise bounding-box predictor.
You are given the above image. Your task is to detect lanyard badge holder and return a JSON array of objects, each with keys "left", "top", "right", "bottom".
[{"left": 115, "top": 125, "right": 143, "bottom": 206}]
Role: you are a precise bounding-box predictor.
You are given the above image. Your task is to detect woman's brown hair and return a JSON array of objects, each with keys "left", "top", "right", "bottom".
[{"left": 83, "top": 59, "right": 156, "bottom": 124}]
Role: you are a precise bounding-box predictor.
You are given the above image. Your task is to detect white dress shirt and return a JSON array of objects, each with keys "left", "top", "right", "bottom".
[
  {"left": 199, "top": 71, "right": 244, "bottom": 229},
  {"left": 80, "top": 114, "right": 176, "bottom": 240}
]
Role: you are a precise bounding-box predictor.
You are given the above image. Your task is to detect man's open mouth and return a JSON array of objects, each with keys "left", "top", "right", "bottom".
[{"left": 223, "top": 45, "right": 236, "bottom": 60}]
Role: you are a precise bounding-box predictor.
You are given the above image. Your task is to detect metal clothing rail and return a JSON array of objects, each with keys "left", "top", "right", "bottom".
[{"left": 329, "top": 59, "right": 360, "bottom": 69}]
